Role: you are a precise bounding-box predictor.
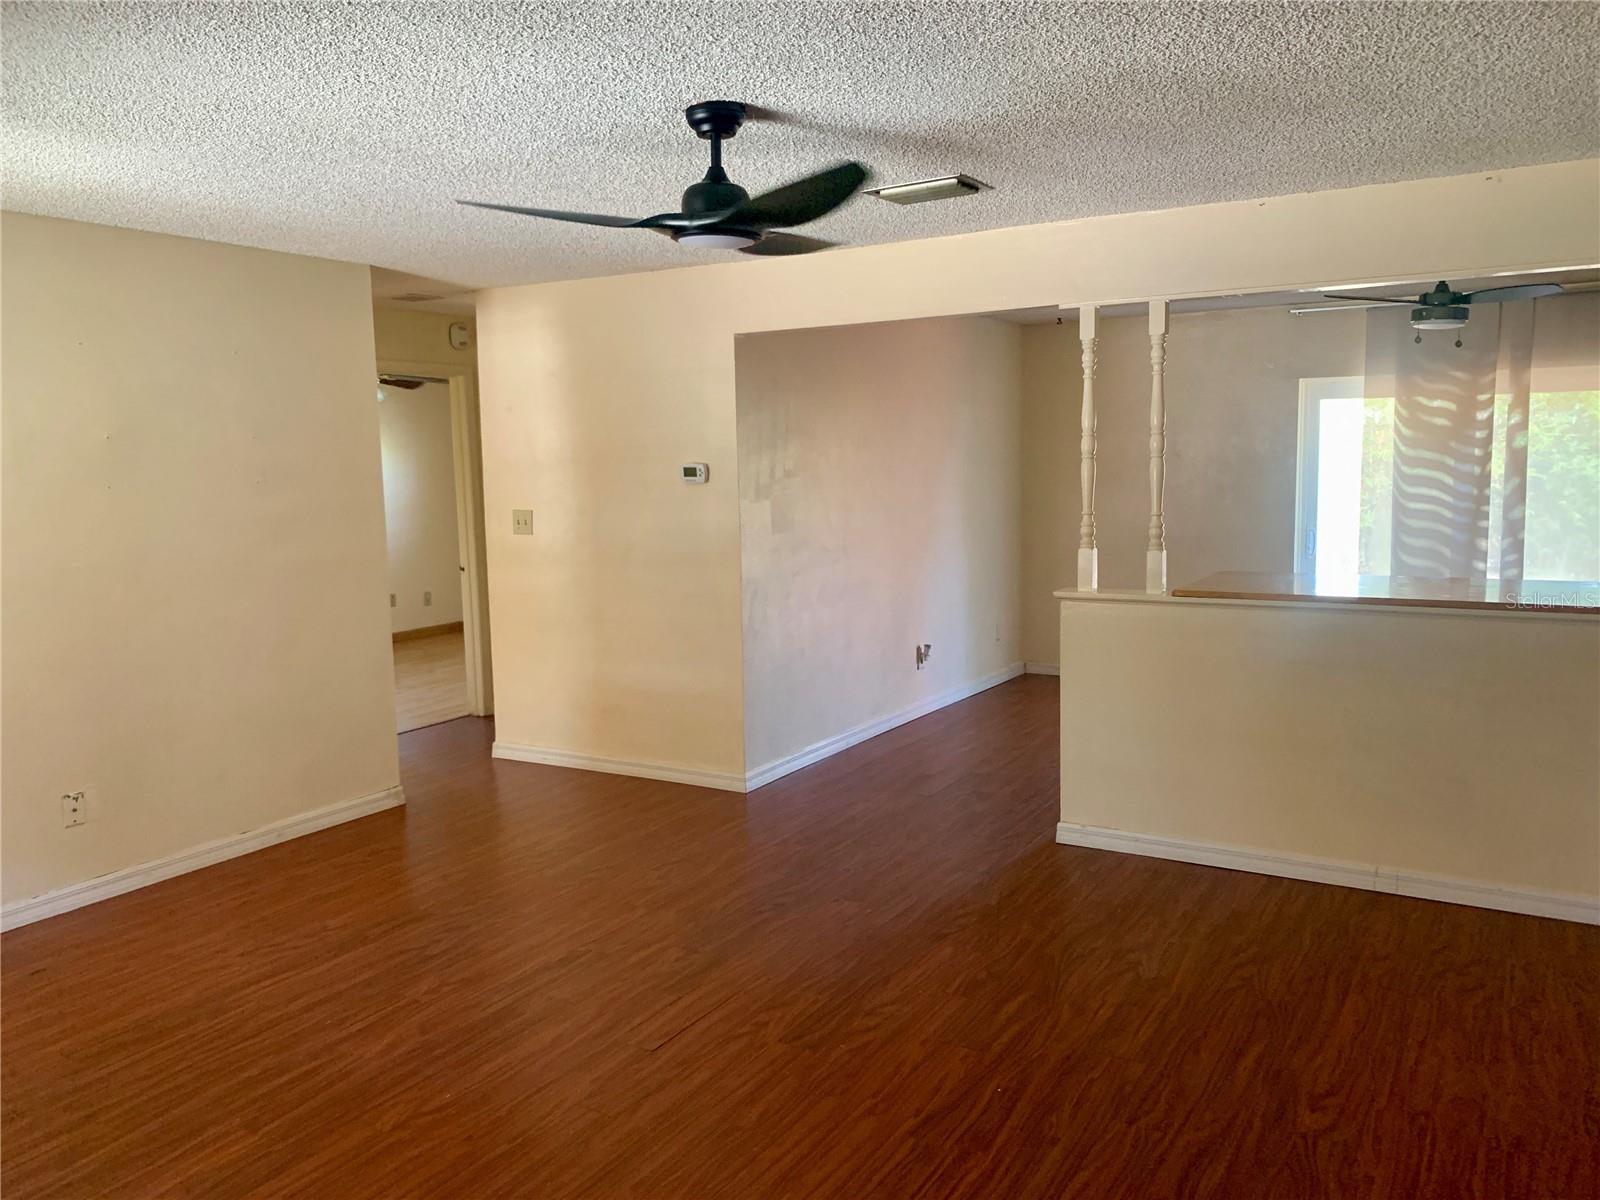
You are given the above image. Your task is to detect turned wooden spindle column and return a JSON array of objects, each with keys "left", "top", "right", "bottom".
[
  {"left": 1076, "top": 305, "right": 1099, "bottom": 591},
  {"left": 1146, "top": 300, "right": 1169, "bottom": 593}
]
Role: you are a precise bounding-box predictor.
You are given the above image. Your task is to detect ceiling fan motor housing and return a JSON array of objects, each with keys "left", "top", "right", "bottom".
[
  {"left": 1419, "top": 281, "right": 1466, "bottom": 305},
  {"left": 680, "top": 177, "right": 750, "bottom": 219}
]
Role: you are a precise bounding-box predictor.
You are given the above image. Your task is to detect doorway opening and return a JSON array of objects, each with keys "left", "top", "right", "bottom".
[{"left": 378, "top": 367, "right": 492, "bottom": 732}]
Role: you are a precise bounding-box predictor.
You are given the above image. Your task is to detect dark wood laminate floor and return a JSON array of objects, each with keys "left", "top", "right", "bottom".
[{"left": 3, "top": 676, "right": 1596, "bottom": 1199}]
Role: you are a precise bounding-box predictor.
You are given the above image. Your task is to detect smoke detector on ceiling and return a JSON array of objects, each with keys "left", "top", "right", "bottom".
[{"left": 865, "top": 174, "right": 991, "bottom": 205}]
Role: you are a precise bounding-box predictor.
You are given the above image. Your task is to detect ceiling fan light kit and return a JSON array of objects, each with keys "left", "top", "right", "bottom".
[
  {"left": 1410, "top": 306, "right": 1468, "bottom": 330},
  {"left": 865, "top": 174, "right": 990, "bottom": 205},
  {"left": 675, "top": 231, "right": 758, "bottom": 249},
  {"left": 457, "top": 99, "right": 868, "bottom": 258}
]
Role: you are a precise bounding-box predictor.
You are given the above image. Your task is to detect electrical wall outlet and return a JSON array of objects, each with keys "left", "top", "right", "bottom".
[
  {"left": 915, "top": 643, "right": 932, "bottom": 670},
  {"left": 62, "top": 791, "right": 87, "bottom": 828},
  {"left": 512, "top": 509, "right": 534, "bottom": 535},
  {"left": 423, "top": 590, "right": 433, "bottom": 607}
]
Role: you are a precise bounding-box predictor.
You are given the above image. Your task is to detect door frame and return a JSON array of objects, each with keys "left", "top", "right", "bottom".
[{"left": 379, "top": 356, "right": 494, "bottom": 716}]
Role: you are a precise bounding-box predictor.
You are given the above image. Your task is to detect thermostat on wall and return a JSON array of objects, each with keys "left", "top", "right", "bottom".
[{"left": 681, "top": 463, "right": 709, "bottom": 484}]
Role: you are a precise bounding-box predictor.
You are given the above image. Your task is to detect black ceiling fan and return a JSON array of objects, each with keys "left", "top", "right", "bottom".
[
  {"left": 1320, "top": 279, "right": 1565, "bottom": 336},
  {"left": 458, "top": 101, "right": 868, "bottom": 257}
]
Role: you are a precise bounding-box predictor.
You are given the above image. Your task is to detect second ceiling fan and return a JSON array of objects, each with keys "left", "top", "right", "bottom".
[
  {"left": 459, "top": 101, "right": 868, "bottom": 257},
  {"left": 1318, "top": 279, "right": 1565, "bottom": 340}
]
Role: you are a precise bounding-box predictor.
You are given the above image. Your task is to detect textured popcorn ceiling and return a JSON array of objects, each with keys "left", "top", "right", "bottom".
[{"left": 4, "top": 2, "right": 1596, "bottom": 290}]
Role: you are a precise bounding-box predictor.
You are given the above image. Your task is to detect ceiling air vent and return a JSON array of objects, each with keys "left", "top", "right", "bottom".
[
  {"left": 865, "top": 175, "right": 990, "bottom": 205},
  {"left": 392, "top": 292, "right": 444, "bottom": 303}
]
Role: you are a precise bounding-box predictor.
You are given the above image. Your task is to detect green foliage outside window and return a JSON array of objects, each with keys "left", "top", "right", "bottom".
[{"left": 1347, "top": 390, "right": 1598, "bottom": 580}]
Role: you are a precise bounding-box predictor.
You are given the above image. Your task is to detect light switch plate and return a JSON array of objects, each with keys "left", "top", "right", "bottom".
[{"left": 512, "top": 509, "right": 534, "bottom": 535}]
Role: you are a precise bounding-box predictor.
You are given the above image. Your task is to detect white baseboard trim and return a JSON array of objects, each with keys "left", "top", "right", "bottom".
[
  {"left": 491, "top": 743, "right": 747, "bottom": 793},
  {"left": 1023, "top": 662, "right": 1060, "bottom": 676},
  {"left": 745, "top": 663, "right": 1026, "bottom": 791},
  {"left": 1, "top": 785, "right": 406, "bottom": 932},
  {"left": 1055, "top": 822, "right": 1600, "bottom": 925}
]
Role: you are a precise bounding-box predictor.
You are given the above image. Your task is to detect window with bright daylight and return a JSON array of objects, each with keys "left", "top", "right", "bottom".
[{"left": 1295, "top": 377, "right": 1600, "bottom": 582}]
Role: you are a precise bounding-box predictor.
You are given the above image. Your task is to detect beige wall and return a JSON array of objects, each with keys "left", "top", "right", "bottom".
[
  {"left": 738, "top": 317, "right": 1022, "bottom": 775},
  {"left": 1, "top": 213, "right": 399, "bottom": 908},
  {"left": 380, "top": 380, "right": 464, "bottom": 631},
  {"left": 1058, "top": 596, "right": 1600, "bottom": 914},
  {"left": 1020, "top": 307, "right": 1366, "bottom": 664},
  {"left": 372, "top": 306, "right": 476, "bottom": 369},
  {"left": 475, "top": 159, "right": 1600, "bottom": 779}
]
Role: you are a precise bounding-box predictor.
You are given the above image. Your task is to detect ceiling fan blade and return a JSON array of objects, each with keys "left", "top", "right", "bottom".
[
  {"left": 1321, "top": 293, "right": 1418, "bottom": 305},
  {"left": 456, "top": 199, "right": 648, "bottom": 228},
  {"left": 636, "top": 211, "right": 736, "bottom": 230},
  {"left": 740, "top": 233, "right": 838, "bottom": 257},
  {"left": 1464, "top": 283, "right": 1565, "bottom": 304},
  {"left": 732, "top": 162, "right": 869, "bottom": 229}
]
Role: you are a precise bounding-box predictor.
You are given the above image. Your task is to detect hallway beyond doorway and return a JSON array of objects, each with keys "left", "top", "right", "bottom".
[{"left": 393, "top": 626, "right": 468, "bottom": 732}]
